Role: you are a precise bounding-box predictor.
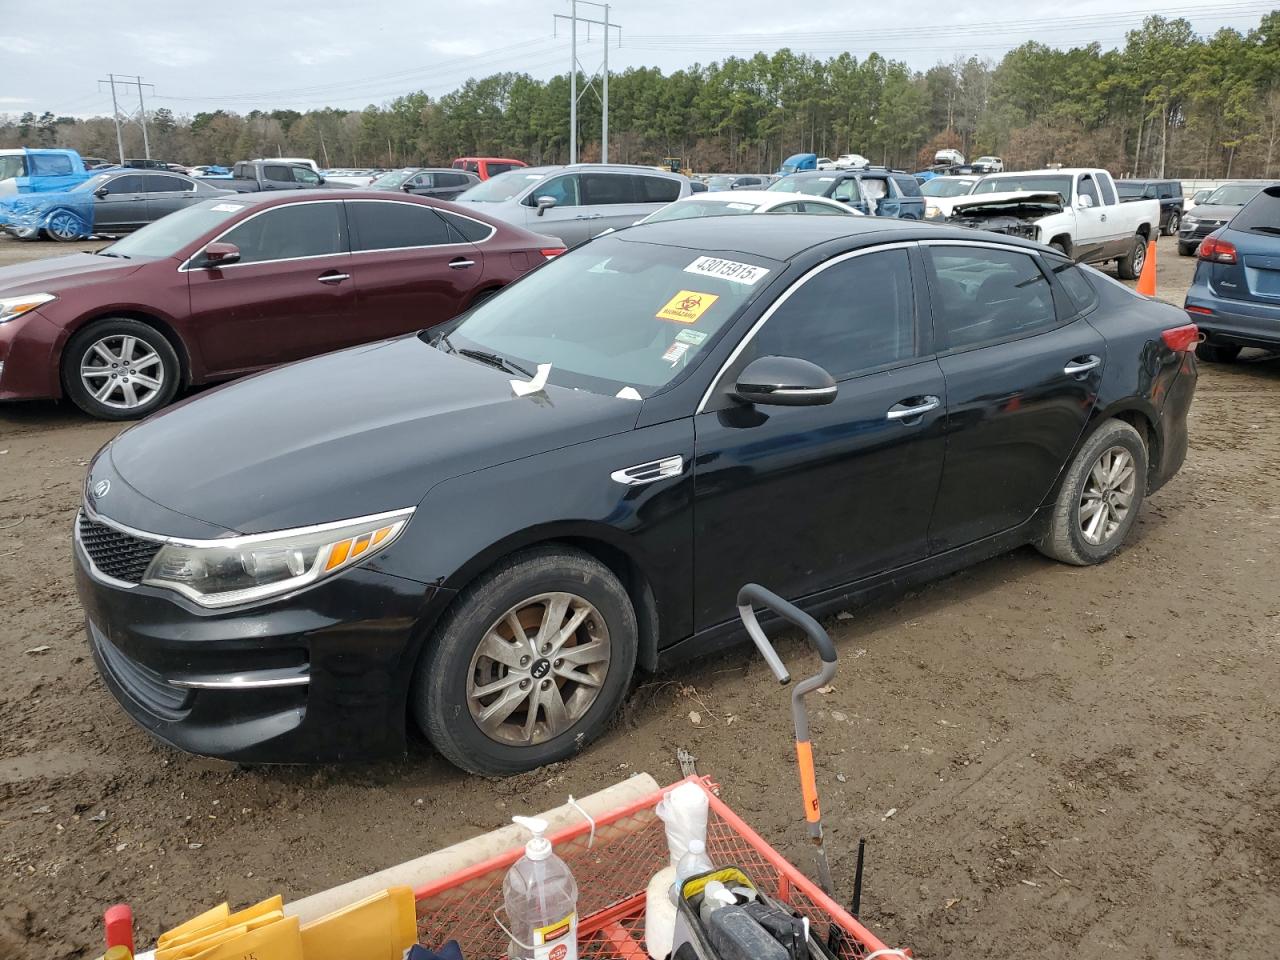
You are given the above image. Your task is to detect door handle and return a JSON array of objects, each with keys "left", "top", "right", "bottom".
[
  {"left": 886, "top": 395, "right": 941, "bottom": 421},
  {"left": 1063, "top": 355, "right": 1101, "bottom": 377},
  {"left": 317, "top": 272, "right": 349, "bottom": 284},
  {"left": 448, "top": 258, "right": 475, "bottom": 269},
  {"left": 1099, "top": 213, "right": 1107, "bottom": 222}
]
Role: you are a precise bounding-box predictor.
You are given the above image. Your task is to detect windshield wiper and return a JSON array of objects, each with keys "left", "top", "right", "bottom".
[
  {"left": 458, "top": 347, "right": 533, "bottom": 378},
  {"left": 1248, "top": 225, "right": 1280, "bottom": 236},
  {"left": 96, "top": 251, "right": 130, "bottom": 258}
]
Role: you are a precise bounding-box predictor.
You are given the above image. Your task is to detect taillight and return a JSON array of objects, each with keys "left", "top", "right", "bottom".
[
  {"left": 1197, "top": 234, "right": 1237, "bottom": 264},
  {"left": 1162, "top": 323, "right": 1199, "bottom": 352},
  {"left": 540, "top": 247, "right": 567, "bottom": 260},
  {"left": 1185, "top": 305, "right": 1212, "bottom": 316}
]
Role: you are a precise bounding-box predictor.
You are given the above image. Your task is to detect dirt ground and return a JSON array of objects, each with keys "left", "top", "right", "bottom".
[{"left": 1, "top": 234, "right": 1277, "bottom": 960}]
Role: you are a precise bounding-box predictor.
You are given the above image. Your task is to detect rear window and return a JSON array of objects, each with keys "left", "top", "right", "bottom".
[
  {"left": 1228, "top": 185, "right": 1280, "bottom": 235},
  {"left": 486, "top": 162, "right": 520, "bottom": 176},
  {"left": 1044, "top": 255, "right": 1099, "bottom": 315},
  {"left": 893, "top": 175, "right": 922, "bottom": 197},
  {"left": 30, "top": 153, "right": 74, "bottom": 176},
  {"left": 637, "top": 175, "right": 681, "bottom": 203}
]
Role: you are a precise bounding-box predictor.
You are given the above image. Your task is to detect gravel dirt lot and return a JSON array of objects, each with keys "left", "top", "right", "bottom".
[{"left": 2, "top": 234, "right": 1277, "bottom": 960}]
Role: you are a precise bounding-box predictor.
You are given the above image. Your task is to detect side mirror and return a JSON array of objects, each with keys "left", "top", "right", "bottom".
[
  {"left": 401, "top": 182, "right": 416, "bottom": 192},
  {"left": 535, "top": 195, "right": 557, "bottom": 216},
  {"left": 199, "top": 241, "right": 241, "bottom": 267},
  {"left": 734, "top": 355, "right": 837, "bottom": 407},
  {"left": 1077, "top": 194, "right": 1094, "bottom": 209},
  {"left": 316, "top": 176, "right": 326, "bottom": 185}
]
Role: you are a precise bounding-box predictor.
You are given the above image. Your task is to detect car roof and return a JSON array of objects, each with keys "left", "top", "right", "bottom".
[
  {"left": 617, "top": 215, "right": 961, "bottom": 260},
  {"left": 681, "top": 190, "right": 851, "bottom": 210}
]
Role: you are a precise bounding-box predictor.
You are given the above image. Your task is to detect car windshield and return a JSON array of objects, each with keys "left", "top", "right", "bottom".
[
  {"left": 372, "top": 169, "right": 415, "bottom": 188},
  {"left": 0, "top": 155, "right": 27, "bottom": 180},
  {"left": 435, "top": 236, "right": 777, "bottom": 397},
  {"left": 1206, "top": 184, "right": 1261, "bottom": 207},
  {"left": 922, "top": 178, "right": 977, "bottom": 198},
  {"left": 972, "top": 174, "right": 1073, "bottom": 202},
  {"left": 99, "top": 198, "right": 252, "bottom": 259},
  {"left": 457, "top": 170, "right": 546, "bottom": 201},
  {"left": 768, "top": 176, "right": 834, "bottom": 196},
  {"left": 642, "top": 198, "right": 760, "bottom": 222}
]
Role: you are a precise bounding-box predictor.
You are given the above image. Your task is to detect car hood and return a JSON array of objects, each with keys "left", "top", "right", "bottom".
[
  {"left": 1187, "top": 204, "right": 1242, "bottom": 221},
  {"left": 947, "top": 191, "right": 1064, "bottom": 214},
  {"left": 0, "top": 252, "right": 147, "bottom": 295},
  {"left": 106, "top": 335, "right": 642, "bottom": 534}
]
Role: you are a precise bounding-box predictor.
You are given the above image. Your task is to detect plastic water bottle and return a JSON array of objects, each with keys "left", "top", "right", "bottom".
[
  {"left": 669, "top": 838, "right": 714, "bottom": 904},
  {"left": 503, "top": 816, "right": 579, "bottom": 960}
]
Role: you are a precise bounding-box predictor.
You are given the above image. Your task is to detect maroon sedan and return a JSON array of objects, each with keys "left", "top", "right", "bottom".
[{"left": 0, "top": 191, "right": 564, "bottom": 419}]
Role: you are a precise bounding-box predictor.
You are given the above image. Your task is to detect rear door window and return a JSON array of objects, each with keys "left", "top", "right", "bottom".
[
  {"left": 219, "top": 201, "right": 347, "bottom": 263},
  {"left": 348, "top": 200, "right": 455, "bottom": 251},
  {"left": 893, "top": 175, "right": 923, "bottom": 197},
  {"left": 638, "top": 176, "right": 681, "bottom": 203},
  {"left": 924, "top": 245, "right": 1057, "bottom": 350},
  {"left": 438, "top": 211, "right": 496, "bottom": 243},
  {"left": 263, "top": 165, "right": 294, "bottom": 182},
  {"left": 1097, "top": 173, "right": 1118, "bottom": 206},
  {"left": 580, "top": 173, "right": 636, "bottom": 205},
  {"left": 1043, "top": 255, "right": 1099, "bottom": 316},
  {"left": 141, "top": 174, "right": 193, "bottom": 193}
]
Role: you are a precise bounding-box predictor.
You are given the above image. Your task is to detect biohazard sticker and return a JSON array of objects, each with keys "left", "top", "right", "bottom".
[
  {"left": 656, "top": 290, "right": 719, "bottom": 324},
  {"left": 684, "top": 256, "right": 771, "bottom": 286}
]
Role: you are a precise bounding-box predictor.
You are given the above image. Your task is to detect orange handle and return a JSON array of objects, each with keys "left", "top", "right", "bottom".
[{"left": 795, "top": 740, "right": 821, "bottom": 823}]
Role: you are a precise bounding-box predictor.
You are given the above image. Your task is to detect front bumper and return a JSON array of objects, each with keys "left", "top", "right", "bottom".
[
  {"left": 0, "top": 308, "right": 64, "bottom": 401},
  {"left": 74, "top": 515, "right": 445, "bottom": 762},
  {"left": 1178, "top": 222, "right": 1227, "bottom": 245},
  {"left": 1186, "top": 281, "right": 1280, "bottom": 350}
]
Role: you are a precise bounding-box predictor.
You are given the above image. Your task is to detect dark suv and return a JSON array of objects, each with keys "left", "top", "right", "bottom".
[
  {"left": 1117, "top": 179, "right": 1184, "bottom": 236},
  {"left": 768, "top": 168, "right": 925, "bottom": 218}
]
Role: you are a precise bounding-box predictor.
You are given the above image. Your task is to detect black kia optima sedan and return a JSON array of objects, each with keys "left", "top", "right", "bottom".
[{"left": 74, "top": 217, "right": 1198, "bottom": 776}]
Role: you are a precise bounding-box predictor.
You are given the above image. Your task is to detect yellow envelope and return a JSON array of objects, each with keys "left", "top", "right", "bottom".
[
  {"left": 158, "top": 903, "right": 229, "bottom": 948},
  {"left": 187, "top": 915, "right": 302, "bottom": 960},
  {"left": 299, "top": 886, "right": 417, "bottom": 960},
  {"left": 157, "top": 896, "right": 284, "bottom": 955},
  {"left": 158, "top": 913, "right": 286, "bottom": 960}
]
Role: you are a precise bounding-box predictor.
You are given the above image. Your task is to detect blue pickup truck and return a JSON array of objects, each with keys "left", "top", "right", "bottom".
[
  {"left": 766, "top": 167, "right": 926, "bottom": 219},
  {"left": 0, "top": 148, "right": 101, "bottom": 197}
]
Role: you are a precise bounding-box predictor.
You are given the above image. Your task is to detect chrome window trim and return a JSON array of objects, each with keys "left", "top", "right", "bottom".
[
  {"left": 344, "top": 197, "right": 496, "bottom": 254},
  {"left": 176, "top": 198, "right": 347, "bottom": 272},
  {"left": 80, "top": 499, "right": 415, "bottom": 550},
  {"left": 695, "top": 241, "right": 918, "bottom": 415}
]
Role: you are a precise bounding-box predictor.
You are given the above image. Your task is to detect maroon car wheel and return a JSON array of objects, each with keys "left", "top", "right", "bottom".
[{"left": 62, "top": 319, "right": 181, "bottom": 420}]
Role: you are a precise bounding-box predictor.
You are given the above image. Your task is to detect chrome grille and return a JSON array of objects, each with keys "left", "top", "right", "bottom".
[{"left": 77, "top": 512, "right": 162, "bottom": 583}]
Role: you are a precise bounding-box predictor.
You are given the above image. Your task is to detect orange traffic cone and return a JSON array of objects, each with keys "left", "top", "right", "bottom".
[{"left": 1136, "top": 238, "right": 1157, "bottom": 297}]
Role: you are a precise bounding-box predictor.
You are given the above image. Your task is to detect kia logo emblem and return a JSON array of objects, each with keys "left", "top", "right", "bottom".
[{"left": 91, "top": 479, "right": 111, "bottom": 499}]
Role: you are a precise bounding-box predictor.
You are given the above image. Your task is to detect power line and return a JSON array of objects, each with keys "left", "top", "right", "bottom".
[{"left": 97, "top": 75, "right": 154, "bottom": 165}]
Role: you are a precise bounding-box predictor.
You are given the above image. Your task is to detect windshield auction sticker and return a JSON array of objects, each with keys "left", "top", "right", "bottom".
[
  {"left": 657, "top": 290, "right": 719, "bottom": 324},
  {"left": 684, "top": 256, "right": 770, "bottom": 286}
]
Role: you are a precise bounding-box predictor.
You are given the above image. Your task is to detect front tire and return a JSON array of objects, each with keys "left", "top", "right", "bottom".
[
  {"left": 1036, "top": 419, "right": 1148, "bottom": 566},
  {"left": 62, "top": 319, "right": 181, "bottom": 420},
  {"left": 1197, "top": 342, "right": 1240, "bottom": 363},
  {"left": 413, "top": 546, "right": 638, "bottom": 776},
  {"left": 44, "top": 208, "right": 89, "bottom": 242},
  {"left": 1116, "top": 234, "right": 1147, "bottom": 280},
  {"left": 1177, "top": 241, "right": 1196, "bottom": 257}
]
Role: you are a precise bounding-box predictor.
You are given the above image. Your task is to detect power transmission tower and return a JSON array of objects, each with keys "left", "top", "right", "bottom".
[
  {"left": 96, "top": 74, "right": 156, "bottom": 164},
  {"left": 553, "top": 1, "right": 621, "bottom": 164}
]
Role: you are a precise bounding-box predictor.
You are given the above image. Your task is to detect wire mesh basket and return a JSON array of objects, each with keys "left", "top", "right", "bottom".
[{"left": 413, "top": 776, "right": 896, "bottom": 960}]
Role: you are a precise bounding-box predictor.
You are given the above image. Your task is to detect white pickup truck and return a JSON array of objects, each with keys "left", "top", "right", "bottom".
[{"left": 953, "top": 168, "right": 1161, "bottom": 279}]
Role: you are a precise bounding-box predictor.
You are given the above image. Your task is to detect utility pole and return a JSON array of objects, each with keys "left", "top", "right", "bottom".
[
  {"left": 97, "top": 74, "right": 155, "bottom": 163},
  {"left": 553, "top": 1, "right": 622, "bottom": 164}
]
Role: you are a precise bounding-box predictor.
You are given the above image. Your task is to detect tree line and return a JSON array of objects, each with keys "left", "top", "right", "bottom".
[{"left": 4, "top": 13, "right": 1279, "bottom": 178}]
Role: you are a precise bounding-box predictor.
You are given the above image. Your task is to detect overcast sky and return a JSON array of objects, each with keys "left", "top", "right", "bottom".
[{"left": 1, "top": 0, "right": 1273, "bottom": 118}]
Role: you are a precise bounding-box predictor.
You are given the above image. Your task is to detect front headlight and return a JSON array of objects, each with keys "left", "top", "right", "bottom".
[
  {"left": 1182, "top": 216, "right": 1198, "bottom": 227},
  {"left": 925, "top": 204, "right": 943, "bottom": 220},
  {"left": 0, "top": 292, "right": 56, "bottom": 323},
  {"left": 142, "top": 508, "right": 413, "bottom": 608}
]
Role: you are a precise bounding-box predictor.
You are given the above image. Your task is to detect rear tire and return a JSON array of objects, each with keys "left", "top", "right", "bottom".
[
  {"left": 1197, "top": 342, "right": 1240, "bottom": 363},
  {"left": 1116, "top": 234, "right": 1147, "bottom": 280},
  {"left": 412, "top": 546, "right": 638, "bottom": 776},
  {"left": 1036, "top": 419, "right": 1148, "bottom": 566},
  {"left": 1177, "top": 242, "right": 1196, "bottom": 257},
  {"left": 62, "top": 319, "right": 180, "bottom": 420},
  {"left": 1163, "top": 210, "right": 1180, "bottom": 237}
]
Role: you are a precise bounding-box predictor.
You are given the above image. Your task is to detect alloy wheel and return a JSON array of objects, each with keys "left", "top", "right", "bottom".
[
  {"left": 1167, "top": 211, "right": 1180, "bottom": 234},
  {"left": 466, "top": 591, "right": 611, "bottom": 747},
  {"left": 1079, "top": 446, "right": 1137, "bottom": 545},
  {"left": 47, "top": 211, "right": 82, "bottom": 240},
  {"left": 79, "top": 335, "right": 165, "bottom": 410},
  {"left": 1132, "top": 241, "right": 1146, "bottom": 275}
]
